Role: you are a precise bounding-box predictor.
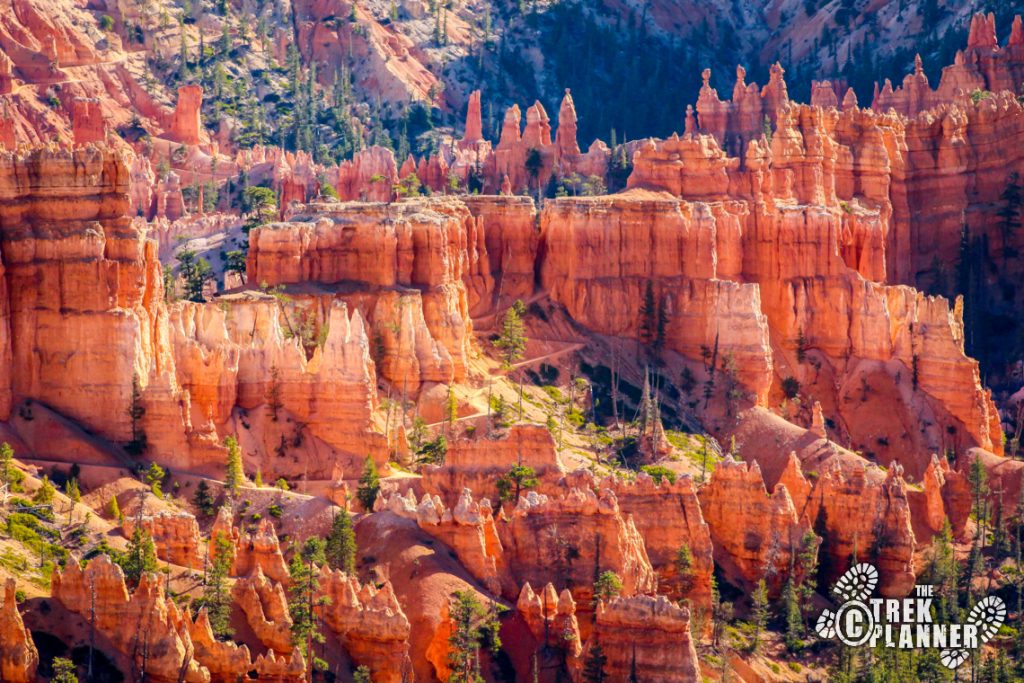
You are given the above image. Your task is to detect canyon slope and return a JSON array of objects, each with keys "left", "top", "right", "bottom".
[{"left": 1, "top": 4, "right": 1024, "bottom": 683}]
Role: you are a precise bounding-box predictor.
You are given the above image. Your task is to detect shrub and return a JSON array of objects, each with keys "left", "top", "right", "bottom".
[{"left": 640, "top": 464, "right": 677, "bottom": 485}]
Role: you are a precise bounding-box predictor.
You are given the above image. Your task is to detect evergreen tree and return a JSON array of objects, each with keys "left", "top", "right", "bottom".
[
  {"left": 928, "top": 520, "right": 958, "bottom": 622},
  {"left": 638, "top": 280, "right": 656, "bottom": 348},
  {"left": 177, "top": 249, "right": 214, "bottom": 302},
  {"left": 751, "top": 578, "right": 769, "bottom": 653},
  {"left": 126, "top": 372, "right": 147, "bottom": 456},
  {"left": 675, "top": 544, "right": 695, "bottom": 596},
  {"left": 65, "top": 478, "right": 81, "bottom": 524},
  {"left": 145, "top": 462, "right": 165, "bottom": 498},
  {"left": 121, "top": 526, "right": 158, "bottom": 587},
  {"left": 496, "top": 464, "right": 539, "bottom": 502},
  {"left": 968, "top": 454, "right": 990, "bottom": 550},
  {"left": 353, "top": 666, "right": 372, "bottom": 683},
  {"left": 224, "top": 435, "right": 245, "bottom": 495},
  {"left": 593, "top": 570, "right": 623, "bottom": 605},
  {"left": 447, "top": 591, "right": 502, "bottom": 683},
  {"left": 796, "top": 530, "right": 819, "bottom": 622},
  {"left": 52, "top": 657, "right": 78, "bottom": 683},
  {"left": 193, "top": 480, "right": 215, "bottom": 517},
  {"left": 108, "top": 495, "right": 123, "bottom": 523},
  {"left": 582, "top": 641, "right": 608, "bottom": 682},
  {"left": 356, "top": 455, "right": 380, "bottom": 511},
  {"left": 33, "top": 476, "right": 55, "bottom": 506},
  {"left": 289, "top": 537, "right": 329, "bottom": 677},
  {"left": 494, "top": 300, "right": 527, "bottom": 368},
  {"left": 0, "top": 441, "right": 13, "bottom": 487},
  {"left": 325, "top": 508, "right": 357, "bottom": 574},
  {"left": 783, "top": 577, "right": 803, "bottom": 650},
  {"left": 998, "top": 172, "right": 1022, "bottom": 258},
  {"left": 205, "top": 531, "right": 234, "bottom": 639}
]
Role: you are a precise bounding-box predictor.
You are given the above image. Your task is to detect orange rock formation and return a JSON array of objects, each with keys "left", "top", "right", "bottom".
[{"left": 0, "top": 579, "right": 38, "bottom": 683}]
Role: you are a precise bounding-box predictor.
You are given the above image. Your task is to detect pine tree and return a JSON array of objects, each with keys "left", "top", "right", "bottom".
[
  {"left": 751, "top": 578, "right": 769, "bottom": 653},
  {"left": 675, "top": 544, "right": 695, "bottom": 596},
  {"left": 266, "top": 365, "right": 283, "bottom": 421},
  {"left": 325, "top": 508, "right": 357, "bottom": 574},
  {"left": 494, "top": 300, "right": 527, "bottom": 368},
  {"left": 593, "top": 570, "right": 623, "bottom": 605},
  {"left": 204, "top": 531, "right": 234, "bottom": 639},
  {"left": 52, "top": 657, "right": 78, "bottom": 683},
  {"left": 356, "top": 455, "right": 380, "bottom": 511},
  {"left": 353, "top": 667, "right": 372, "bottom": 683},
  {"left": 108, "top": 495, "right": 123, "bottom": 523},
  {"left": 582, "top": 641, "right": 608, "bottom": 682},
  {"left": 289, "top": 537, "right": 329, "bottom": 678},
  {"left": 447, "top": 591, "right": 502, "bottom": 682},
  {"left": 998, "top": 172, "right": 1022, "bottom": 259},
  {"left": 126, "top": 372, "right": 147, "bottom": 456},
  {"left": 969, "top": 454, "right": 990, "bottom": 549},
  {"left": 783, "top": 577, "right": 803, "bottom": 650},
  {"left": 638, "top": 280, "right": 656, "bottom": 348},
  {"left": 65, "top": 478, "right": 81, "bottom": 524},
  {"left": 496, "top": 464, "right": 539, "bottom": 502},
  {"left": 445, "top": 386, "right": 458, "bottom": 434},
  {"left": 33, "top": 476, "right": 55, "bottom": 505},
  {"left": 193, "top": 480, "right": 215, "bottom": 517},
  {"left": 121, "top": 526, "right": 158, "bottom": 587},
  {"left": 224, "top": 435, "right": 245, "bottom": 495},
  {"left": 0, "top": 441, "right": 13, "bottom": 487},
  {"left": 145, "top": 462, "right": 165, "bottom": 498}
]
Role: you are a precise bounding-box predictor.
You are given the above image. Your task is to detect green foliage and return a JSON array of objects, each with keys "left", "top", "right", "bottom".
[
  {"left": 225, "top": 250, "right": 247, "bottom": 278},
  {"left": 593, "top": 570, "right": 622, "bottom": 604},
  {"left": 782, "top": 577, "right": 803, "bottom": 651},
  {"left": 120, "top": 526, "right": 158, "bottom": 587},
  {"left": 99, "top": 14, "right": 115, "bottom": 31},
  {"left": 126, "top": 372, "right": 147, "bottom": 456},
  {"left": 582, "top": 641, "right": 608, "bottom": 682},
  {"left": 496, "top": 464, "right": 539, "bottom": 502},
  {"left": 353, "top": 666, "right": 372, "bottom": 683},
  {"left": 394, "top": 173, "right": 423, "bottom": 197},
  {"left": 970, "top": 89, "right": 993, "bottom": 104},
  {"left": 0, "top": 442, "right": 25, "bottom": 492},
  {"left": 750, "top": 578, "right": 769, "bottom": 653},
  {"left": 193, "top": 480, "right": 215, "bottom": 517},
  {"left": 356, "top": 455, "right": 380, "bottom": 511},
  {"left": 145, "top": 462, "right": 165, "bottom": 498},
  {"left": 675, "top": 543, "right": 695, "bottom": 595},
  {"left": 224, "top": 435, "right": 244, "bottom": 494},
  {"left": 275, "top": 477, "right": 290, "bottom": 491},
  {"left": 204, "top": 531, "right": 234, "bottom": 639},
  {"left": 447, "top": 591, "right": 503, "bottom": 682},
  {"left": 52, "top": 657, "right": 79, "bottom": 683},
  {"left": 32, "top": 476, "right": 55, "bottom": 505},
  {"left": 177, "top": 249, "right": 214, "bottom": 302},
  {"left": 325, "top": 508, "right": 357, "bottom": 574},
  {"left": 107, "top": 495, "right": 123, "bottom": 522},
  {"left": 494, "top": 300, "right": 528, "bottom": 368},
  {"left": 288, "top": 537, "right": 329, "bottom": 657},
  {"left": 416, "top": 434, "right": 448, "bottom": 466},
  {"left": 489, "top": 394, "right": 512, "bottom": 429},
  {"left": 639, "top": 464, "right": 676, "bottom": 485}
]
